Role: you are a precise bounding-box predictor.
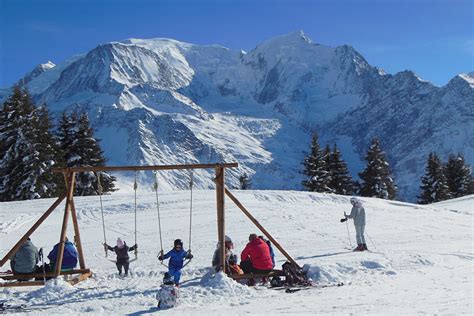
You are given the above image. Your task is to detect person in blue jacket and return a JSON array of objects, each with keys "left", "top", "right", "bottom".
[
  {"left": 48, "top": 237, "right": 78, "bottom": 271},
  {"left": 158, "top": 239, "right": 193, "bottom": 285},
  {"left": 259, "top": 236, "right": 275, "bottom": 268}
]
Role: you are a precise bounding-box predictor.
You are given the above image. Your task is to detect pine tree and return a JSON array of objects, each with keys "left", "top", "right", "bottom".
[
  {"left": 359, "top": 138, "right": 397, "bottom": 200},
  {"left": 62, "top": 112, "right": 116, "bottom": 195},
  {"left": 445, "top": 154, "right": 473, "bottom": 198},
  {"left": 301, "top": 134, "right": 331, "bottom": 192},
  {"left": 417, "top": 152, "right": 451, "bottom": 204},
  {"left": 0, "top": 88, "right": 60, "bottom": 201},
  {"left": 328, "top": 144, "right": 355, "bottom": 195},
  {"left": 239, "top": 173, "right": 252, "bottom": 190}
]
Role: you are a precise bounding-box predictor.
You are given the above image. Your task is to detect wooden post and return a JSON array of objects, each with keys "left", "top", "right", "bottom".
[
  {"left": 0, "top": 193, "right": 66, "bottom": 267},
  {"left": 63, "top": 172, "right": 86, "bottom": 269},
  {"left": 225, "top": 188, "right": 301, "bottom": 268},
  {"left": 55, "top": 172, "right": 75, "bottom": 276},
  {"left": 215, "top": 165, "right": 226, "bottom": 273}
]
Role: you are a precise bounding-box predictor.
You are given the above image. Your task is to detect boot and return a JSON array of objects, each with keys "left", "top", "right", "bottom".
[
  {"left": 362, "top": 244, "right": 368, "bottom": 251},
  {"left": 353, "top": 244, "right": 363, "bottom": 251}
]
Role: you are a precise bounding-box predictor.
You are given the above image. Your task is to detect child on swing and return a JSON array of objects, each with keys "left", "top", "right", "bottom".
[{"left": 158, "top": 239, "right": 193, "bottom": 286}]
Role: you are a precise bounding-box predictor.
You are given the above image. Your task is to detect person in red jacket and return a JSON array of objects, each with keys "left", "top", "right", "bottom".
[{"left": 240, "top": 233, "right": 273, "bottom": 275}]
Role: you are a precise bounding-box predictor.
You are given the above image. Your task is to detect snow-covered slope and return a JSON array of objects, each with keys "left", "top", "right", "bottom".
[
  {"left": 2, "top": 31, "right": 473, "bottom": 200},
  {"left": 0, "top": 191, "right": 472, "bottom": 314}
]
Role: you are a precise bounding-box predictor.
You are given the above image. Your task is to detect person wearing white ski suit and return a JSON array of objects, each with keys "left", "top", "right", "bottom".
[{"left": 345, "top": 197, "right": 367, "bottom": 250}]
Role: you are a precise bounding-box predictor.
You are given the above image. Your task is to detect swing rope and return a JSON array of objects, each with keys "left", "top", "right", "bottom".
[
  {"left": 188, "top": 170, "right": 194, "bottom": 253},
  {"left": 133, "top": 171, "right": 138, "bottom": 260},
  {"left": 182, "top": 170, "right": 194, "bottom": 268},
  {"left": 154, "top": 171, "right": 167, "bottom": 267},
  {"left": 97, "top": 172, "right": 108, "bottom": 258}
]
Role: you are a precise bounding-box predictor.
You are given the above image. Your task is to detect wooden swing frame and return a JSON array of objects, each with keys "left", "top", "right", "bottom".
[{"left": 0, "top": 162, "right": 300, "bottom": 287}]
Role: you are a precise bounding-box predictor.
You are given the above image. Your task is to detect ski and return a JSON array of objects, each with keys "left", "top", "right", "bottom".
[{"left": 270, "top": 282, "right": 344, "bottom": 293}]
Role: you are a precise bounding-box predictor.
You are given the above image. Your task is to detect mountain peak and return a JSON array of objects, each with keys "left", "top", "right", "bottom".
[{"left": 455, "top": 72, "right": 474, "bottom": 88}]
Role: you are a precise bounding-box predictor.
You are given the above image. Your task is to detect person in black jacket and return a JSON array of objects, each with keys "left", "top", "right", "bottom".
[{"left": 103, "top": 238, "right": 137, "bottom": 276}]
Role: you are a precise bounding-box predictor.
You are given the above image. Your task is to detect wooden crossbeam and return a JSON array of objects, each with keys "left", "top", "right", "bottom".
[{"left": 52, "top": 163, "right": 239, "bottom": 173}]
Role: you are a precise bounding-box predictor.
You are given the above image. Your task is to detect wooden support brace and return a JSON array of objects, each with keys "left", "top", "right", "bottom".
[
  {"left": 69, "top": 198, "right": 86, "bottom": 269},
  {"left": 0, "top": 193, "right": 67, "bottom": 267},
  {"left": 67, "top": 271, "right": 92, "bottom": 286},
  {"left": 55, "top": 172, "right": 75, "bottom": 277},
  {"left": 224, "top": 188, "right": 301, "bottom": 269}
]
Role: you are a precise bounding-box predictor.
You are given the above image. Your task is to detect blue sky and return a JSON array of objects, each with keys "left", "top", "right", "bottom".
[{"left": 0, "top": 0, "right": 472, "bottom": 87}]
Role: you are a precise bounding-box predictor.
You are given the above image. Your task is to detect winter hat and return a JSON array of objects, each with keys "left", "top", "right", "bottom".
[
  {"left": 174, "top": 239, "right": 183, "bottom": 248},
  {"left": 117, "top": 238, "right": 125, "bottom": 249},
  {"left": 163, "top": 272, "right": 174, "bottom": 285},
  {"left": 249, "top": 233, "right": 258, "bottom": 241},
  {"left": 350, "top": 197, "right": 362, "bottom": 207},
  {"left": 224, "top": 235, "right": 232, "bottom": 243}
]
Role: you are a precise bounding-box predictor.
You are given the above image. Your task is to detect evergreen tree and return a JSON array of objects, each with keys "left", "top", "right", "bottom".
[
  {"left": 62, "top": 112, "right": 116, "bottom": 195},
  {"left": 327, "top": 144, "right": 355, "bottom": 195},
  {"left": 239, "top": 173, "right": 252, "bottom": 190},
  {"left": 56, "top": 111, "right": 78, "bottom": 168},
  {"left": 0, "top": 88, "right": 60, "bottom": 201},
  {"left": 358, "top": 138, "right": 397, "bottom": 200},
  {"left": 445, "top": 153, "right": 473, "bottom": 198},
  {"left": 301, "top": 134, "right": 331, "bottom": 192},
  {"left": 417, "top": 152, "right": 451, "bottom": 204}
]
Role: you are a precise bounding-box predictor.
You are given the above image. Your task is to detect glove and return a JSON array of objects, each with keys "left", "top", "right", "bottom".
[
  {"left": 340, "top": 218, "right": 347, "bottom": 223},
  {"left": 134, "top": 244, "right": 138, "bottom": 249},
  {"left": 186, "top": 253, "right": 194, "bottom": 260},
  {"left": 158, "top": 255, "right": 163, "bottom": 261}
]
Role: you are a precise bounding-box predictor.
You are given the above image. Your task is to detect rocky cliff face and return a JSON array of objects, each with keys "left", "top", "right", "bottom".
[{"left": 3, "top": 31, "right": 472, "bottom": 200}]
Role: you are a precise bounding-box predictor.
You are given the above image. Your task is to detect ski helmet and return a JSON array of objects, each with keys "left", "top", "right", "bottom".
[
  {"left": 174, "top": 239, "right": 183, "bottom": 248},
  {"left": 163, "top": 272, "right": 174, "bottom": 285}
]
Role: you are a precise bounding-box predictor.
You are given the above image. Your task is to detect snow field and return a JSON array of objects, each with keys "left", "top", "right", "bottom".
[{"left": 0, "top": 190, "right": 472, "bottom": 314}]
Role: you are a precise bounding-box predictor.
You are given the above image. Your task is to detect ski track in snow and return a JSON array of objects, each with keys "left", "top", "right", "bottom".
[{"left": 0, "top": 191, "right": 472, "bottom": 314}]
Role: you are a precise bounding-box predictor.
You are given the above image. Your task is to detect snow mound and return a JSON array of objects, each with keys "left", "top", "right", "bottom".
[
  {"left": 200, "top": 271, "right": 250, "bottom": 294},
  {"left": 303, "top": 263, "right": 350, "bottom": 284},
  {"left": 27, "top": 278, "right": 75, "bottom": 301}
]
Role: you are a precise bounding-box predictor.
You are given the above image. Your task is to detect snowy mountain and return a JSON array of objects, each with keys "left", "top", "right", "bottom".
[
  {"left": 2, "top": 31, "right": 473, "bottom": 200},
  {"left": 1, "top": 191, "right": 472, "bottom": 313}
]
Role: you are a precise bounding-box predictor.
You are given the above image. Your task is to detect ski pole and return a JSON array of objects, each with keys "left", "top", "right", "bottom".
[
  {"left": 345, "top": 220, "right": 353, "bottom": 248},
  {"left": 365, "top": 230, "right": 377, "bottom": 249}
]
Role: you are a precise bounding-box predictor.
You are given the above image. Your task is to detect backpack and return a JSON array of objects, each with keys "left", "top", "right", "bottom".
[{"left": 282, "top": 262, "right": 311, "bottom": 286}]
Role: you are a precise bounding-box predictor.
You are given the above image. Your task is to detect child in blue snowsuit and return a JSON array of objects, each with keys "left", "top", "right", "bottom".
[{"left": 158, "top": 239, "right": 193, "bottom": 285}]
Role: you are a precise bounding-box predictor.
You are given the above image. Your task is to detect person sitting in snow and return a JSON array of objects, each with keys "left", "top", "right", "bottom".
[
  {"left": 240, "top": 233, "right": 274, "bottom": 285},
  {"left": 341, "top": 197, "right": 367, "bottom": 251},
  {"left": 212, "top": 235, "right": 243, "bottom": 276},
  {"left": 103, "top": 238, "right": 138, "bottom": 276},
  {"left": 258, "top": 236, "right": 275, "bottom": 269},
  {"left": 156, "top": 272, "right": 178, "bottom": 309},
  {"left": 10, "top": 238, "right": 39, "bottom": 279},
  {"left": 48, "top": 237, "right": 78, "bottom": 271},
  {"left": 158, "top": 239, "right": 193, "bottom": 285}
]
